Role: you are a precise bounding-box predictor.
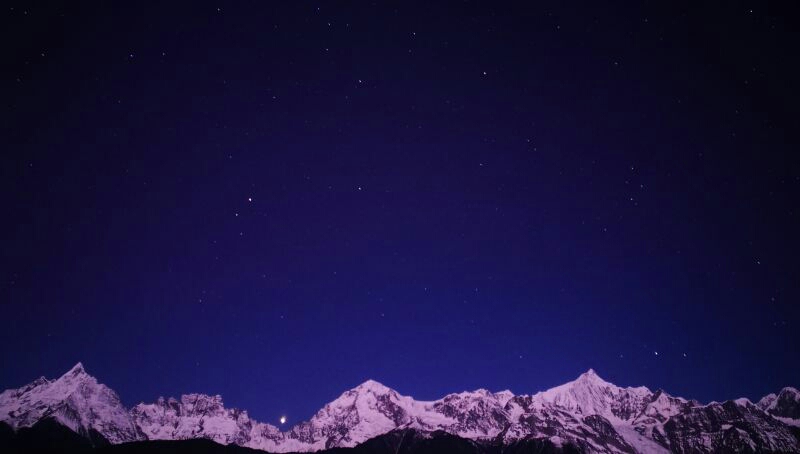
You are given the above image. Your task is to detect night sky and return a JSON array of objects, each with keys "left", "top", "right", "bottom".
[{"left": 2, "top": 2, "right": 799, "bottom": 426}]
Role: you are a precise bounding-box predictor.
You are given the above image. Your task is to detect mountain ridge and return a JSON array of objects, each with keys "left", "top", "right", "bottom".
[{"left": 1, "top": 363, "right": 798, "bottom": 453}]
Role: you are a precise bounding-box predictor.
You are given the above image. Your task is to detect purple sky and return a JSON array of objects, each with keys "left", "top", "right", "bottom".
[{"left": 2, "top": 2, "right": 799, "bottom": 425}]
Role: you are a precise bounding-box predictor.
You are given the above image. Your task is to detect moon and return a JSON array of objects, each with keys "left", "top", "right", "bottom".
[{"left": 279, "top": 416, "right": 286, "bottom": 424}]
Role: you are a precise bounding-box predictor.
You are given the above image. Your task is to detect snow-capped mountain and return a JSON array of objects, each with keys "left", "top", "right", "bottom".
[
  {"left": 0, "top": 363, "right": 140, "bottom": 444},
  {"left": 130, "top": 393, "right": 264, "bottom": 446},
  {"left": 283, "top": 379, "right": 513, "bottom": 449},
  {"left": 758, "top": 387, "right": 800, "bottom": 425},
  {"left": 2, "top": 364, "right": 799, "bottom": 453}
]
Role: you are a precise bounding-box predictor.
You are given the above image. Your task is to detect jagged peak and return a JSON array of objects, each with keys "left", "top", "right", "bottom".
[
  {"left": 353, "top": 379, "right": 393, "bottom": 394},
  {"left": 54, "top": 362, "right": 94, "bottom": 384},
  {"left": 137, "top": 396, "right": 179, "bottom": 408},
  {"left": 649, "top": 388, "right": 685, "bottom": 402},
  {"left": 530, "top": 368, "right": 656, "bottom": 418},
  {"left": 571, "top": 369, "right": 653, "bottom": 396},
  {"left": 311, "top": 379, "right": 405, "bottom": 422},
  {"left": 578, "top": 368, "right": 608, "bottom": 383},
  {"left": 181, "top": 392, "right": 224, "bottom": 400},
  {"left": 66, "top": 362, "right": 86, "bottom": 376},
  {"left": 779, "top": 386, "right": 799, "bottom": 396},
  {"left": 179, "top": 393, "right": 226, "bottom": 408},
  {"left": 758, "top": 387, "right": 799, "bottom": 409},
  {"left": 757, "top": 392, "right": 777, "bottom": 408},
  {"left": 575, "top": 368, "right": 612, "bottom": 386},
  {"left": 460, "top": 388, "right": 493, "bottom": 396},
  {"left": 533, "top": 369, "right": 609, "bottom": 398},
  {"left": 30, "top": 376, "right": 50, "bottom": 386},
  {"left": 494, "top": 389, "right": 515, "bottom": 405},
  {"left": 449, "top": 388, "right": 514, "bottom": 398},
  {"left": 442, "top": 388, "right": 492, "bottom": 401}
]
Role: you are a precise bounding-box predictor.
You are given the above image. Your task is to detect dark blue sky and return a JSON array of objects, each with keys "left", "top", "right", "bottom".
[{"left": 2, "top": 2, "right": 799, "bottom": 425}]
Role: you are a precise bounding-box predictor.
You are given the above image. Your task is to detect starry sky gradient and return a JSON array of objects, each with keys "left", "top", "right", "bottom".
[{"left": 2, "top": 2, "right": 800, "bottom": 425}]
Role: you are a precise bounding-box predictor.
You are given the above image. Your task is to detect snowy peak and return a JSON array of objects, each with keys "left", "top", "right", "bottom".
[
  {"left": 633, "top": 389, "right": 693, "bottom": 425},
  {"left": 179, "top": 393, "right": 227, "bottom": 416},
  {"left": 297, "top": 380, "right": 518, "bottom": 448},
  {"left": 295, "top": 379, "right": 414, "bottom": 448},
  {"left": 12, "top": 376, "right": 51, "bottom": 397},
  {"left": 353, "top": 379, "right": 392, "bottom": 393},
  {"left": 782, "top": 386, "right": 800, "bottom": 396},
  {"left": 574, "top": 368, "right": 627, "bottom": 389},
  {"left": 431, "top": 389, "right": 510, "bottom": 438},
  {"left": 65, "top": 362, "right": 86, "bottom": 377},
  {"left": 0, "top": 363, "right": 140, "bottom": 444},
  {"left": 493, "top": 389, "right": 515, "bottom": 406},
  {"left": 531, "top": 369, "right": 652, "bottom": 419},
  {"left": 580, "top": 368, "right": 603, "bottom": 381},
  {"left": 441, "top": 388, "right": 515, "bottom": 407},
  {"left": 324, "top": 379, "right": 402, "bottom": 407},
  {"left": 320, "top": 379, "right": 406, "bottom": 418},
  {"left": 133, "top": 393, "right": 232, "bottom": 418},
  {"left": 52, "top": 362, "right": 93, "bottom": 391},
  {"left": 759, "top": 386, "right": 800, "bottom": 420},
  {"left": 130, "top": 392, "right": 261, "bottom": 447}
]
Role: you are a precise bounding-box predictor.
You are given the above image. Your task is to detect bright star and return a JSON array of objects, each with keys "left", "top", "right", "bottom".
[{"left": 279, "top": 416, "right": 287, "bottom": 424}]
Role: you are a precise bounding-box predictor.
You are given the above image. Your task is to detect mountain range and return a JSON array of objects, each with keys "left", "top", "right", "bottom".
[{"left": 1, "top": 363, "right": 799, "bottom": 453}]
